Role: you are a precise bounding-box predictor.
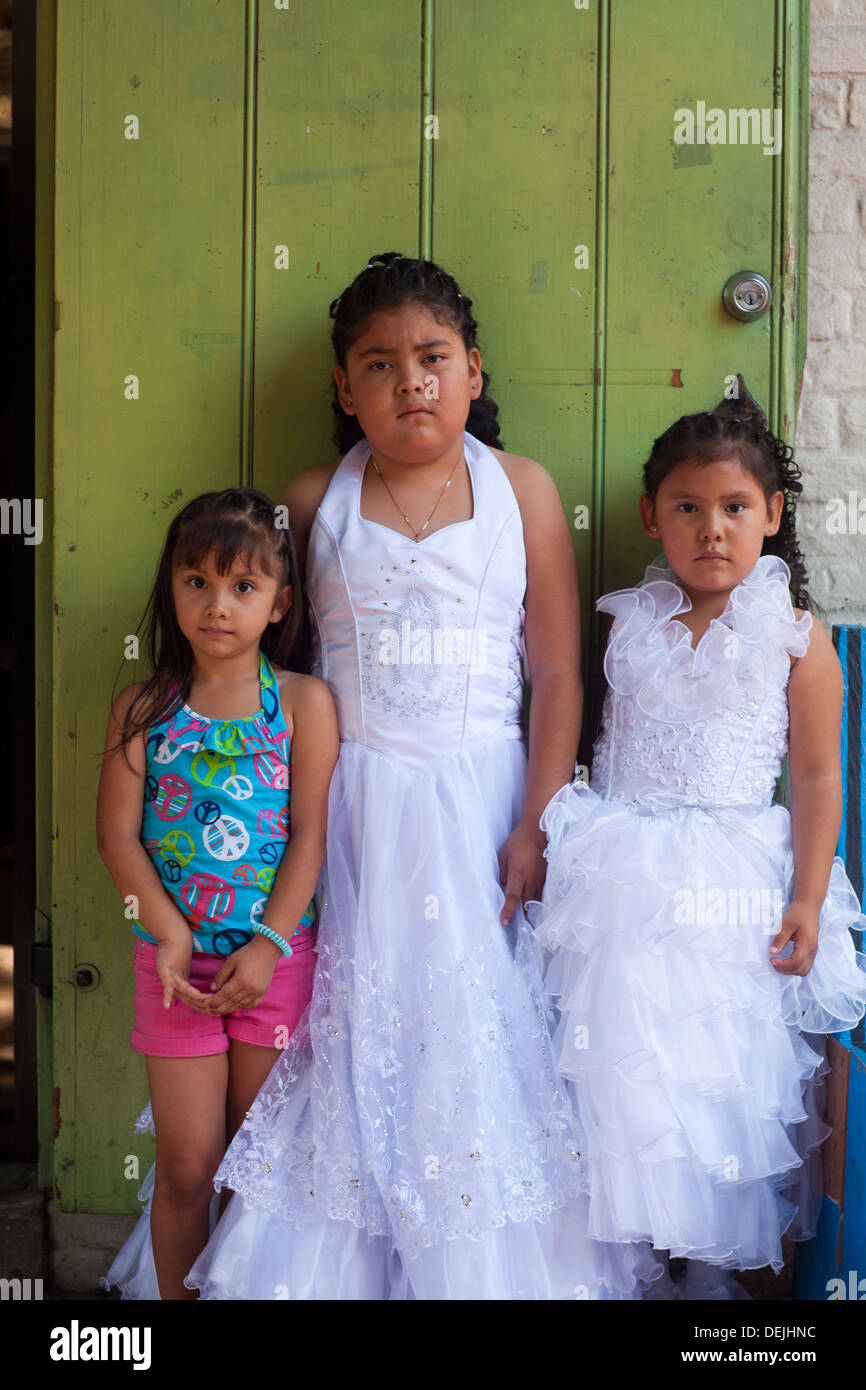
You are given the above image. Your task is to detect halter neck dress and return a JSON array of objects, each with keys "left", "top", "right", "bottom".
[{"left": 185, "top": 430, "right": 657, "bottom": 1299}]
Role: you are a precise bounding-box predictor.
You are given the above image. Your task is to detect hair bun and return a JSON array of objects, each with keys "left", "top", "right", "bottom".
[{"left": 711, "top": 374, "right": 768, "bottom": 428}]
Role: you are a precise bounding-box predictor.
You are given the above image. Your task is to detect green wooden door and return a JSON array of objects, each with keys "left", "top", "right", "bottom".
[{"left": 44, "top": 0, "right": 807, "bottom": 1211}]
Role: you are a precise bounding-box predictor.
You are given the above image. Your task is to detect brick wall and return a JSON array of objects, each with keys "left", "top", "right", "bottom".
[{"left": 798, "top": 1, "right": 866, "bottom": 626}]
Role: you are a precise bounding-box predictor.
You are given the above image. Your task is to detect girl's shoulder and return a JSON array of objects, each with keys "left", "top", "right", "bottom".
[
  {"left": 278, "top": 457, "right": 342, "bottom": 519},
  {"left": 102, "top": 680, "right": 154, "bottom": 768},
  {"left": 272, "top": 664, "right": 336, "bottom": 720},
  {"left": 486, "top": 446, "right": 564, "bottom": 520},
  {"left": 111, "top": 679, "right": 149, "bottom": 713},
  {"left": 791, "top": 607, "right": 808, "bottom": 654},
  {"left": 278, "top": 458, "right": 343, "bottom": 574},
  {"left": 109, "top": 680, "right": 153, "bottom": 733},
  {"left": 788, "top": 607, "right": 839, "bottom": 674},
  {"left": 487, "top": 445, "right": 550, "bottom": 492}
]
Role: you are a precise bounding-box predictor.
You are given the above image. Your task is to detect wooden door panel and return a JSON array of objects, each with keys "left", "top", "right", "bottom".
[{"left": 46, "top": 1, "right": 805, "bottom": 1211}]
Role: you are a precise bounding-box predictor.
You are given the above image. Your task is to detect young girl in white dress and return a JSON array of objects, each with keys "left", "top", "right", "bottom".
[
  {"left": 185, "top": 252, "right": 657, "bottom": 1299},
  {"left": 529, "top": 381, "right": 866, "bottom": 1300}
]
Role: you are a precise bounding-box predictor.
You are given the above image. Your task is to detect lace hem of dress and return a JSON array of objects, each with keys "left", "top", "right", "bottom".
[
  {"left": 597, "top": 553, "right": 811, "bottom": 723},
  {"left": 209, "top": 1003, "right": 589, "bottom": 1261},
  {"left": 222, "top": 1159, "right": 588, "bottom": 1261}
]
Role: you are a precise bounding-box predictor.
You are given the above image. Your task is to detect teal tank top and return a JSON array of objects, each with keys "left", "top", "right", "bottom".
[{"left": 134, "top": 651, "right": 317, "bottom": 955}]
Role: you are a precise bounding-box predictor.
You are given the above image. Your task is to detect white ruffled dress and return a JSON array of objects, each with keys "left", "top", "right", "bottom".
[
  {"left": 530, "top": 554, "right": 866, "bottom": 1272},
  {"left": 178, "top": 430, "right": 657, "bottom": 1299}
]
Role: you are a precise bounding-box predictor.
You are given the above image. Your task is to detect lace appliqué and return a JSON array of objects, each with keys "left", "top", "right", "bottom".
[
  {"left": 211, "top": 927, "right": 586, "bottom": 1258},
  {"left": 592, "top": 555, "right": 811, "bottom": 807}
]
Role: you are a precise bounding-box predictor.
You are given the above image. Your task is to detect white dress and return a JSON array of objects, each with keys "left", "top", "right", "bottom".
[
  {"left": 529, "top": 553, "right": 866, "bottom": 1272},
  {"left": 182, "top": 429, "right": 656, "bottom": 1299}
]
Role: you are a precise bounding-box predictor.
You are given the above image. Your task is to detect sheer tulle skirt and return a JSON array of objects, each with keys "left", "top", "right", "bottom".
[
  {"left": 183, "top": 737, "right": 658, "bottom": 1299},
  {"left": 529, "top": 781, "right": 866, "bottom": 1270}
]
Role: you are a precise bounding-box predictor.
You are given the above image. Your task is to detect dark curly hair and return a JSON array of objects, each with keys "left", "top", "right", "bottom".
[
  {"left": 327, "top": 251, "right": 505, "bottom": 455},
  {"left": 107, "top": 488, "right": 306, "bottom": 759},
  {"left": 642, "top": 374, "right": 810, "bottom": 609}
]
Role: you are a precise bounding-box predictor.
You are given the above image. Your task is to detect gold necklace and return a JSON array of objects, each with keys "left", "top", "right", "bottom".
[{"left": 368, "top": 448, "right": 464, "bottom": 541}]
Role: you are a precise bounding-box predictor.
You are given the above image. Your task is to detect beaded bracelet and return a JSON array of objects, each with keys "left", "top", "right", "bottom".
[{"left": 251, "top": 923, "right": 294, "bottom": 957}]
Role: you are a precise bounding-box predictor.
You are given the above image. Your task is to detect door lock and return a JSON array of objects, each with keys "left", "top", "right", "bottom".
[
  {"left": 722, "top": 271, "right": 772, "bottom": 322},
  {"left": 73, "top": 963, "right": 101, "bottom": 991}
]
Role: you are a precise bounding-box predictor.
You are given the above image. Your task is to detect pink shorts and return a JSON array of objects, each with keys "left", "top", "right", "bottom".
[{"left": 130, "top": 934, "right": 317, "bottom": 1057}]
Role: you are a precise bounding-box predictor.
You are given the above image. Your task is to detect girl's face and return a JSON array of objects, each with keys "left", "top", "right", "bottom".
[
  {"left": 639, "top": 456, "right": 783, "bottom": 600},
  {"left": 334, "top": 301, "right": 483, "bottom": 462},
  {"left": 172, "top": 550, "right": 290, "bottom": 662}
]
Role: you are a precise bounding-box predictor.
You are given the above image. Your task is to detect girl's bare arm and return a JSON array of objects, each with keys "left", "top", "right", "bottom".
[
  {"left": 511, "top": 456, "right": 583, "bottom": 839},
  {"left": 786, "top": 614, "right": 844, "bottom": 910},
  {"left": 277, "top": 461, "right": 340, "bottom": 581}
]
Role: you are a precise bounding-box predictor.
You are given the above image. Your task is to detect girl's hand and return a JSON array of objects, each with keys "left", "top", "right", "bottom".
[
  {"left": 154, "top": 936, "right": 212, "bottom": 1011},
  {"left": 204, "top": 935, "right": 281, "bottom": 1015},
  {"left": 498, "top": 825, "right": 547, "bottom": 926},
  {"left": 769, "top": 901, "right": 820, "bottom": 976}
]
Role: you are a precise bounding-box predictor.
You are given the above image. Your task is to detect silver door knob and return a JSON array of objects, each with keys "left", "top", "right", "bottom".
[{"left": 722, "top": 271, "right": 772, "bottom": 322}]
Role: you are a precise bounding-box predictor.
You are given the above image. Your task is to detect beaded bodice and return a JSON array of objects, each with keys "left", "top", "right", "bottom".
[{"left": 305, "top": 430, "right": 528, "bottom": 766}]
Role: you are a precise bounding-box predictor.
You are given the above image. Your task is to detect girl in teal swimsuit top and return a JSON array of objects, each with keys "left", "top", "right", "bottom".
[
  {"left": 97, "top": 487, "right": 338, "bottom": 1299},
  {"left": 134, "top": 647, "right": 317, "bottom": 957}
]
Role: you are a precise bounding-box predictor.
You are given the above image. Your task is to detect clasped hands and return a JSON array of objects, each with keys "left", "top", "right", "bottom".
[{"left": 155, "top": 932, "right": 283, "bottom": 1016}]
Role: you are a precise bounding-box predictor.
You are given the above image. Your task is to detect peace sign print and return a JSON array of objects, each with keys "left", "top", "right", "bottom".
[
  {"left": 202, "top": 814, "right": 250, "bottom": 862},
  {"left": 211, "top": 927, "right": 253, "bottom": 957},
  {"left": 191, "top": 749, "right": 236, "bottom": 789},
  {"left": 221, "top": 774, "right": 254, "bottom": 801},
  {"left": 213, "top": 723, "right": 245, "bottom": 757},
  {"left": 181, "top": 872, "right": 235, "bottom": 925},
  {"left": 240, "top": 732, "right": 269, "bottom": 757},
  {"left": 148, "top": 732, "right": 184, "bottom": 766},
  {"left": 261, "top": 682, "right": 279, "bottom": 725},
  {"left": 254, "top": 749, "right": 289, "bottom": 790},
  {"left": 152, "top": 773, "right": 193, "bottom": 822},
  {"left": 158, "top": 828, "right": 196, "bottom": 867}
]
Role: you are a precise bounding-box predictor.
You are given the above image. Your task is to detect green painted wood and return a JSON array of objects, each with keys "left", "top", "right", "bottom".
[
  {"left": 434, "top": 0, "right": 599, "bottom": 639},
  {"left": 43, "top": 0, "right": 807, "bottom": 1211},
  {"left": 52, "top": 2, "right": 249, "bottom": 1211},
  {"left": 781, "top": 0, "right": 810, "bottom": 440},
  {"left": 251, "top": 0, "right": 420, "bottom": 501},
  {"left": 602, "top": 0, "right": 784, "bottom": 597}
]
